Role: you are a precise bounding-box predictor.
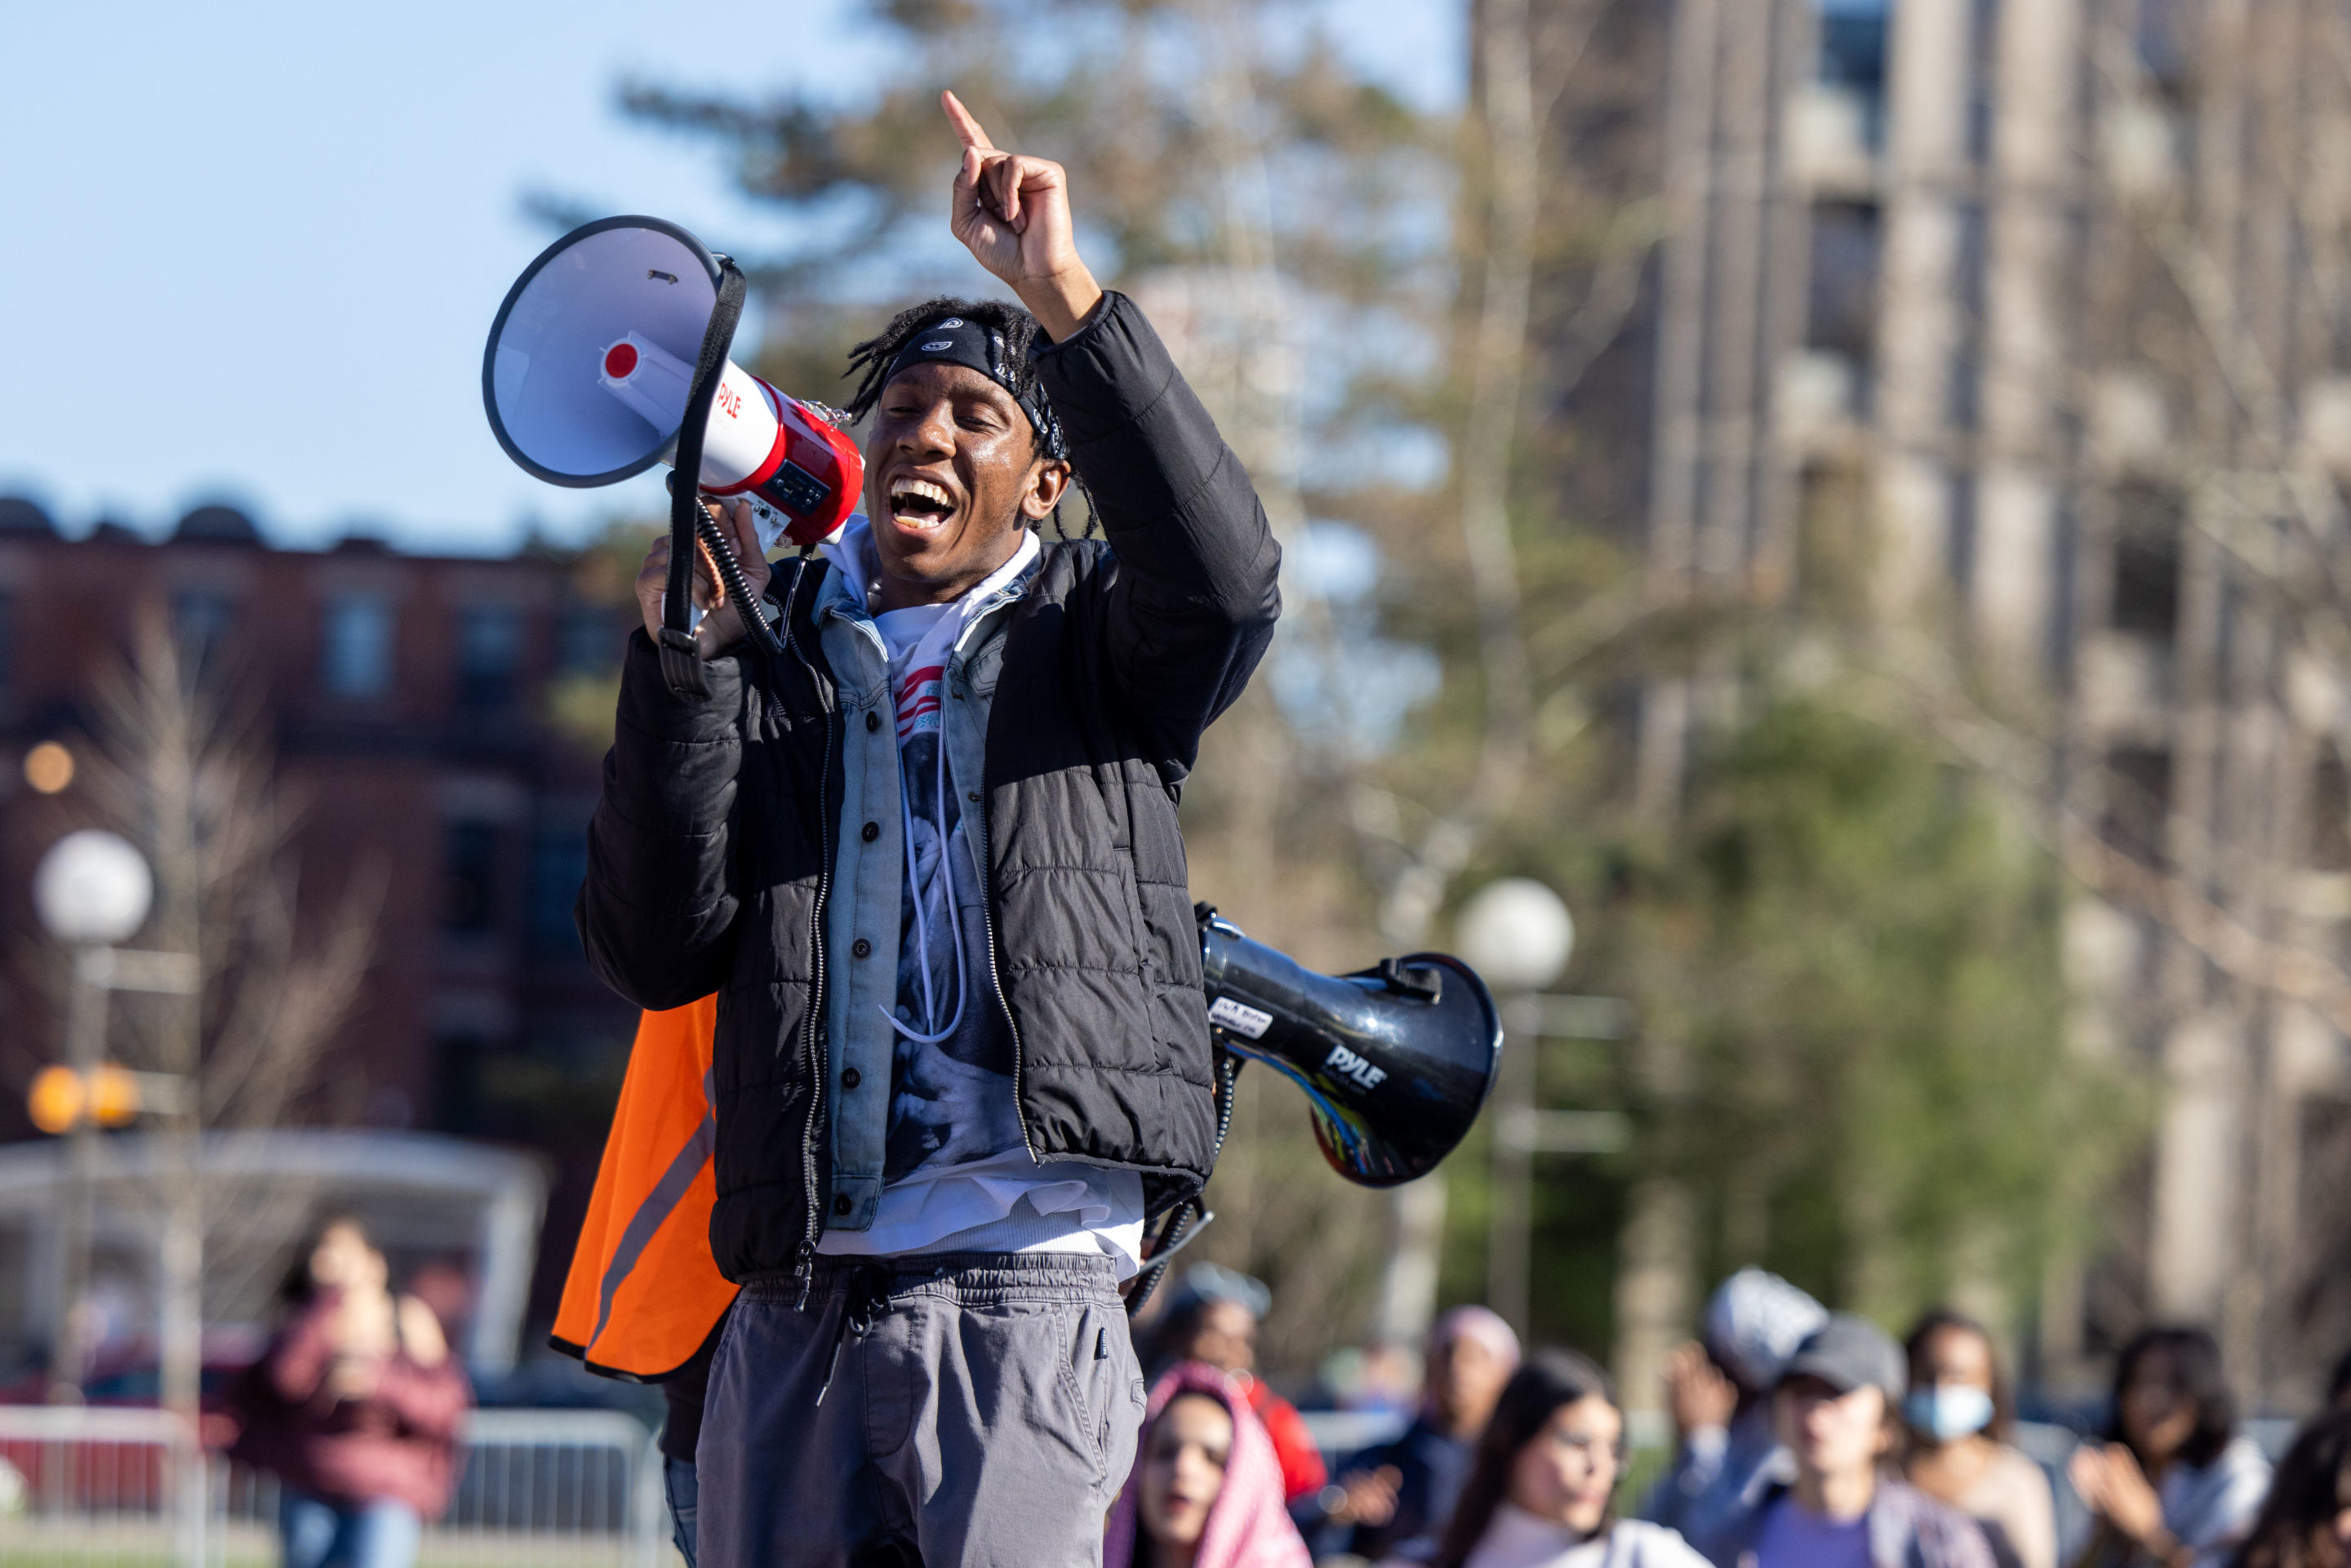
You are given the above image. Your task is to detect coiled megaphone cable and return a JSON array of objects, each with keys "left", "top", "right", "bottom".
[{"left": 1127, "top": 1050, "right": 1240, "bottom": 1319}]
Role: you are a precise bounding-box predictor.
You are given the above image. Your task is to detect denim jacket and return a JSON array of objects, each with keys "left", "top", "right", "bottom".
[{"left": 811, "top": 551, "right": 1037, "bottom": 1228}]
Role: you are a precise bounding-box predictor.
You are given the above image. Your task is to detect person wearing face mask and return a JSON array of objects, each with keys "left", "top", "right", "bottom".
[
  {"left": 2068, "top": 1327, "right": 2271, "bottom": 1568},
  {"left": 1900, "top": 1310, "right": 2056, "bottom": 1568},
  {"left": 1704, "top": 1313, "right": 1996, "bottom": 1568},
  {"left": 1104, "top": 1362, "right": 1313, "bottom": 1568},
  {"left": 1375, "top": 1348, "right": 1709, "bottom": 1568},
  {"left": 2227, "top": 1410, "right": 2351, "bottom": 1568}
]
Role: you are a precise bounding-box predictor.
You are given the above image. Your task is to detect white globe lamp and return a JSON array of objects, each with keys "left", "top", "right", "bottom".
[
  {"left": 1455, "top": 877, "right": 1574, "bottom": 993},
  {"left": 33, "top": 830, "right": 154, "bottom": 947}
]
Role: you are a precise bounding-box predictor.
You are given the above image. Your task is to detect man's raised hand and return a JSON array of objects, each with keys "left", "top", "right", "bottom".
[{"left": 943, "top": 90, "right": 1104, "bottom": 341}]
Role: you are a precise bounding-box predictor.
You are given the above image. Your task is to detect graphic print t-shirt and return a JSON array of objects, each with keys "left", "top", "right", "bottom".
[
  {"left": 813, "top": 523, "right": 1144, "bottom": 1273},
  {"left": 872, "top": 599, "right": 1025, "bottom": 1180},
  {"left": 1751, "top": 1499, "right": 1871, "bottom": 1568}
]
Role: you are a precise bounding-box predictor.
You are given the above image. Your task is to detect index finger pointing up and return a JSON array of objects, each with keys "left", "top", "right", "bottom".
[{"left": 942, "top": 89, "right": 995, "bottom": 152}]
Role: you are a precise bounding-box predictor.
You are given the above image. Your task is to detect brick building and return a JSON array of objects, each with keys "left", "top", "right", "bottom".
[{"left": 0, "top": 495, "right": 640, "bottom": 1335}]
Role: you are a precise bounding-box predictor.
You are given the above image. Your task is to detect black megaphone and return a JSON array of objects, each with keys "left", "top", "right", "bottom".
[{"left": 1197, "top": 906, "right": 1503, "bottom": 1187}]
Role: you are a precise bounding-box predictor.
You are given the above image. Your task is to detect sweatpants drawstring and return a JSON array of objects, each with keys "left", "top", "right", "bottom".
[{"left": 813, "top": 1264, "right": 893, "bottom": 1407}]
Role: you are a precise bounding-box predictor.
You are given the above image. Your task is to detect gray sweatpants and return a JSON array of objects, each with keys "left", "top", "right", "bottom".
[{"left": 697, "top": 1251, "right": 1146, "bottom": 1568}]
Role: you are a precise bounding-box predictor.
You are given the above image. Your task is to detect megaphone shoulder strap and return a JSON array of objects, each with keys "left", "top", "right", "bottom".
[{"left": 660, "top": 259, "right": 753, "bottom": 700}]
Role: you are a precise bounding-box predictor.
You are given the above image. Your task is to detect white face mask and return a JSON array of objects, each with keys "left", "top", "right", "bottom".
[{"left": 1904, "top": 1384, "right": 1994, "bottom": 1442}]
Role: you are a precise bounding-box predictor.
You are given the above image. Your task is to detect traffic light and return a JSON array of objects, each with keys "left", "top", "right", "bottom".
[{"left": 28, "top": 1064, "right": 146, "bottom": 1134}]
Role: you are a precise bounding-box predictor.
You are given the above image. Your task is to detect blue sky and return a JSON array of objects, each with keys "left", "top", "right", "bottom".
[{"left": 0, "top": 1, "right": 1460, "bottom": 556}]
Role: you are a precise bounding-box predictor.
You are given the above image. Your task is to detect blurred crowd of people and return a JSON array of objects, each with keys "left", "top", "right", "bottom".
[
  {"left": 191, "top": 1232, "right": 2351, "bottom": 1568},
  {"left": 1098, "top": 1264, "right": 2351, "bottom": 1568}
]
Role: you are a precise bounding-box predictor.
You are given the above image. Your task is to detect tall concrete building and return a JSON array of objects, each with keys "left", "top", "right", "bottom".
[{"left": 1609, "top": 0, "right": 2351, "bottom": 1402}]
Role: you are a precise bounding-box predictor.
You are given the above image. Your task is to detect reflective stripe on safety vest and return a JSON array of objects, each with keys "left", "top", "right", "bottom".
[{"left": 551, "top": 996, "right": 738, "bottom": 1382}]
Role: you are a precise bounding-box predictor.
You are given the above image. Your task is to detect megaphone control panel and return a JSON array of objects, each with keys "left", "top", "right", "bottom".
[{"left": 598, "top": 331, "right": 862, "bottom": 553}]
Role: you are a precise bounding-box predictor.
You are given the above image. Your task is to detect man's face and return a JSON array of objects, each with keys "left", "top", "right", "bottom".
[
  {"left": 861, "top": 359, "right": 1069, "bottom": 609},
  {"left": 1774, "top": 1375, "right": 1890, "bottom": 1484}
]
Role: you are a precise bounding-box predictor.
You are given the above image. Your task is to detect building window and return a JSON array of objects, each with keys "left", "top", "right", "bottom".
[
  {"left": 528, "top": 824, "right": 588, "bottom": 956},
  {"left": 558, "top": 607, "right": 616, "bottom": 675},
  {"left": 2112, "top": 482, "right": 2183, "bottom": 638},
  {"left": 2102, "top": 747, "right": 2173, "bottom": 867},
  {"left": 441, "top": 821, "right": 499, "bottom": 931},
  {"left": 322, "top": 594, "right": 394, "bottom": 697},
  {"left": 457, "top": 607, "right": 522, "bottom": 708},
  {"left": 171, "top": 590, "right": 235, "bottom": 677},
  {"left": 2314, "top": 748, "right": 2351, "bottom": 872}
]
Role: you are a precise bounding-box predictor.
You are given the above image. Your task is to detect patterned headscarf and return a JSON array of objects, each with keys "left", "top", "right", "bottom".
[{"left": 1103, "top": 1362, "right": 1311, "bottom": 1568}]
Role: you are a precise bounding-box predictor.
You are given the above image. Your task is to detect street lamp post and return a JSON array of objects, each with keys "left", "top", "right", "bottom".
[
  {"left": 33, "top": 831, "right": 154, "bottom": 1404},
  {"left": 33, "top": 829, "right": 207, "bottom": 1566},
  {"left": 1455, "top": 877, "right": 1575, "bottom": 1339}
]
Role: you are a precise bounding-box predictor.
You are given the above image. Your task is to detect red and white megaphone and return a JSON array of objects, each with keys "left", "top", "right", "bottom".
[{"left": 482, "top": 216, "right": 862, "bottom": 554}]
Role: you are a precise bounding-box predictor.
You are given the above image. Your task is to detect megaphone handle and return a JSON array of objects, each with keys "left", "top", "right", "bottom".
[
  {"left": 660, "top": 259, "right": 758, "bottom": 697},
  {"left": 693, "top": 507, "right": 786, "bottom": 651}
]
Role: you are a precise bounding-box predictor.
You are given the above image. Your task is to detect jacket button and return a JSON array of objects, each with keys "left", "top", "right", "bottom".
[
  {"left": 866, "top": 711, "right": 882, "bottom": 732},
  {"left": 862, "top": 820, "right": 880, "bottom": 842},
  {"left": 833, "top": 1194, "right": 852, "bottom": 1216},
  {"left": 967, "top": 791, "right": 980, "bottom": 804},
  {"left": 852, "top": 938, "right": 873, "bottom": 958},
  {"left": 842, "top": 1068, "right": 861, "bottom": 1089}
]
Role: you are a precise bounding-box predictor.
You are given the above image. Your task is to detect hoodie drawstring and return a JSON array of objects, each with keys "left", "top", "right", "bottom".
[{"left": 876, "top": 682, "right": 967, "bottom": 1046}]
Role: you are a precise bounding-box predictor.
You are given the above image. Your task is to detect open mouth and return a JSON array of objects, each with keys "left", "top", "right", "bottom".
[{"left": 887, "top": 476, "right": 958, "bottom": 531}]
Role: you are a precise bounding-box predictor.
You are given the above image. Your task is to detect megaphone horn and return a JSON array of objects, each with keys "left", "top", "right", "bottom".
[
  {"left": 1196, "top": 906, "right": 1503, "bottom": 1187},
  {"left": 482, "top": 215, "right": 864, "bottom": 574}
]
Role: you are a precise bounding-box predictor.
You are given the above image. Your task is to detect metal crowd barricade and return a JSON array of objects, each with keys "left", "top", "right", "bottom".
[{"left": 0, "top": 1402, "right": 673, "bottom": 1568}]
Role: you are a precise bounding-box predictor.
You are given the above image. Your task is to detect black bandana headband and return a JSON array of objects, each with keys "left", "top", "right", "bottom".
[{"left": 882, "top": 314, "right": 1067, "bottom": 460}]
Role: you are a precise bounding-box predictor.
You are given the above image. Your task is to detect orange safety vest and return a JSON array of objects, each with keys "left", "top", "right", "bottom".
[{"left": 551, "top": 997, "right": 737, "bottom": 1381}]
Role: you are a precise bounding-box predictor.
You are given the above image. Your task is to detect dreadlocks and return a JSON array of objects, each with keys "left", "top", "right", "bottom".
[{"left": 840, "top": 295, "right": 1097, "bottom": 538}]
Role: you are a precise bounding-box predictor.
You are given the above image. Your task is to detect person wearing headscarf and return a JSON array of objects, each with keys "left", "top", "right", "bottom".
[
  {"left": 1105, "top": 1362, "right": 1313, "bottom": 1568},
  {"left": 1153, "top": 1264, "right": 1327, "bottom": 1504},
  {"left": 1303, "top": 1307, "right": 1524, "bottom": 1560},
  {"left": 1643, "top": 1268, "right": 1827, "bottom": 1547}
]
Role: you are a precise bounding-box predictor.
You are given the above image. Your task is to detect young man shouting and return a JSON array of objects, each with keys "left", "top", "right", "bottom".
[{"left": 578, "top": 91, "right": 1281, "bottom": 1567}]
